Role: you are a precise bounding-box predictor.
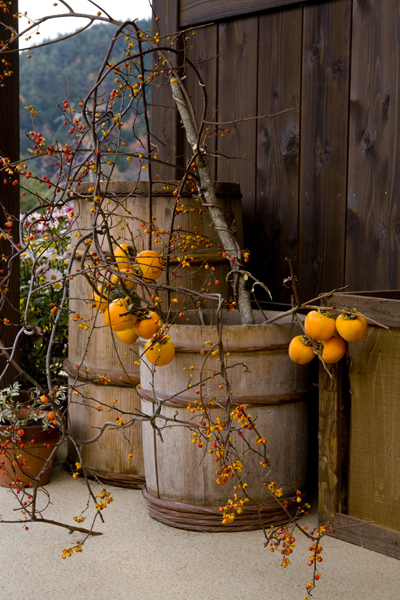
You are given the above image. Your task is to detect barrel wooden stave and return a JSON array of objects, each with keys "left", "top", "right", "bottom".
[
  {"left": 68, "top": 258, "right": 141, "bottom": 375},
  {"left": 68, "top": 378, "right": 144, "bottom": 484},
  {"left": 141, "top": 399, "right": 308, "bottom": 506}
]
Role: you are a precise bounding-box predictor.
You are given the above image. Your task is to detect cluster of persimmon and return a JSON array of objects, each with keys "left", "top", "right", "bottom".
[
  {"left": 91, "top": 243, "right": 176, "bottom": 367},
  {"left": 289, "top": 308, "right": 368, "bottom": 365}
]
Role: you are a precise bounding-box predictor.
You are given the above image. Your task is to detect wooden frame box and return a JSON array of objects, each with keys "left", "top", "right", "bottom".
[{"left": 319, "top": 291, "right": 400, "bottom": 559}]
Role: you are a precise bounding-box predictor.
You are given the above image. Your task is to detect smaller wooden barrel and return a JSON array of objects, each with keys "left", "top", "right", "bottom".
[{"left": 139, "top": 310, "right": 311, "bottom": 531}]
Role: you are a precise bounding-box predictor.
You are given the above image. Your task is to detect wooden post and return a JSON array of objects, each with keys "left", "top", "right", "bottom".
[
  {"left": 0, "top": 0, "right": 19, "bottom": 387},
  {"left": 318, "top": 359, "right": 350, "bottom": 518}
]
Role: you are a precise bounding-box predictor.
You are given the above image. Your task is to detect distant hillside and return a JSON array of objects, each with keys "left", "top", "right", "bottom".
[{"left": 19, "top": 19, "right": 151, "bottom": 175}]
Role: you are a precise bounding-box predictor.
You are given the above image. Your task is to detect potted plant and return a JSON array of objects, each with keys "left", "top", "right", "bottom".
[{"left": 0, "top": 383, "right": 62, "bottom": 488}]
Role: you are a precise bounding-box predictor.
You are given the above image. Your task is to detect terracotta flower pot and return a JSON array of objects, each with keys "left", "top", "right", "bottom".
[{"left": 0, "top": 413, "right": 60, "bottom": 488}]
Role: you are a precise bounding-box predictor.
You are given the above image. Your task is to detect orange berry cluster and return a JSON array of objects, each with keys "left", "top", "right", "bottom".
[
  {"left": 95, "top": 488, "right": 113, "bottom": 511},
  {"left": 219, "top": 493, "right": 249, "bottom": 524}
]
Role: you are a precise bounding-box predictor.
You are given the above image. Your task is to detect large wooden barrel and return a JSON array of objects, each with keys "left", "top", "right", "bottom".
[
  {"left": 66, "top": 181, "right": 243, "bottom": 487},
  {"left": 139, "top": 310, "right": 311, "bottom": 531}
]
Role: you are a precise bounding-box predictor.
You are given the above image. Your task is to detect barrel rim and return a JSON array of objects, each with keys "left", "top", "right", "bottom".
[
  {"left": 73, "top": 180, "right": 242, "bottom": 198},
  {"left": 64, "top": 358, "right": 140, "bottom": 388}
]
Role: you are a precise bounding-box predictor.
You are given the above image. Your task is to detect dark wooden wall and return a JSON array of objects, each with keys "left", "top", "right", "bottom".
[{"left": 153, "top": 0, "right": 400, "bottom": 304}]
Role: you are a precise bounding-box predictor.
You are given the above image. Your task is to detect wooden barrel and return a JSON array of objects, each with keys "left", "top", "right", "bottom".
[
  {"left": 139, "top": 310, "right": 311, "bottom": 531},
  {"left": 66, "top": 181, "right": 243, "bottom": 487}
]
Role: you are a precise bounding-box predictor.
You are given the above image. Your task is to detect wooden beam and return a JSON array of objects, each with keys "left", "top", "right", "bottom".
[
  {"left": 180, "top": 0, "right": 312, "bottom": 27},
  {"left": 216, "top": 16, "right": 258, "bottom": 266},
  {"left": 319, "top": 513, "right": 400, "bottom": 562}
]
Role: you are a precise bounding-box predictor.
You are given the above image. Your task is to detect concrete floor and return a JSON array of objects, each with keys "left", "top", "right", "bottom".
[{"left": 0, "top": 453, "right": 399, "bottom": 600}]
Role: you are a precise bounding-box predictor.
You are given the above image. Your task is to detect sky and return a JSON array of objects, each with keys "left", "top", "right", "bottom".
[{"left": 18, "top": 0, "right": 152, "bottom": 49}]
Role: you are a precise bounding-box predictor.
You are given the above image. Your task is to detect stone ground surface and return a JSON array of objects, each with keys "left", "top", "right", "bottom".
[{"left": 0, "top": 451, "right": 399, "bottom": 600}]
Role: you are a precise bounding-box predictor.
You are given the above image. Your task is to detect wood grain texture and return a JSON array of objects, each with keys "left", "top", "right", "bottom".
[
  {"left": 151, "top": 0, "right": 182, "bottom": 179},
  {"left": 180, "top": 0, "right": 312, "bottom": 27},
  {"left": 318, "top": 360, "right": 350, "bottom": 518},
  {"left": 346, "top": 0, "right": 400, "bottom": 291},
  {"left": 68, "top": 378, "right": 145, "bottom": 484},
  {"left": 319, "top": 291, "right": 400, "bottom": 553},
  {"left": 70, "top": 181, "right": 244, "bottom": 307},
  {"left": 216, "top": 16, "right": 258, "bottom": 258},
  {"left": 298, "top": 0, "right": 351, "bottom": 301},
  {"left": 68, "top": 181, "right": 243, "bottom": 481},
  {"left": 256, "top": 6, "right": 302, "bottom": 301},
  {"left": 183, "top": 23, "right": 218, "bottom": 179},
  {"left": 320, "top": 513, "right": 400, "bottom": 561},
  {"left": 138, "top": 384, "right": 313, "bottom": 407},
  {"left": 143, "top": 393, "right": 309, "bottom": 507},
  {"left": 0, "top": 0, "right": 19, "bottom": 387},
  {"left": 347, "top": 326, "right": 400, "bottom": 530},
  {"left": 324, "top": 290, "right": 400, "bottom": 328},
  {"left": 142, "top": 485, "right": 300, "bottom": 531}
]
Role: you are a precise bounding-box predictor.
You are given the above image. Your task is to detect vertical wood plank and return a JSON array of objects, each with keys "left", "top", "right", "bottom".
[
  {"left": 318, "top": 362, "right": 340, "bottom": 518},
  {"left": 298, "top": 0, "right": 351, "bottom": 301},
  {"left": 0, "top": 1, "right": 19, "bottom": 387},
  {"left": 151, "top": 0, "right": 183, "bottom": 180},
  {"left": 256, "top": 6, "right": 302, "bottom": 302},
  {"left": 346, "top": 0, "right": 400, "bottom": 291},
  {"left": 183, "top": 24, "right": 218, "bottom": 179},
  {"left": 318, "top": 358, "right": 351, "bottom": 519},
  {"left": 216, "top": 16, "right": 258, "bottom": 258}
]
